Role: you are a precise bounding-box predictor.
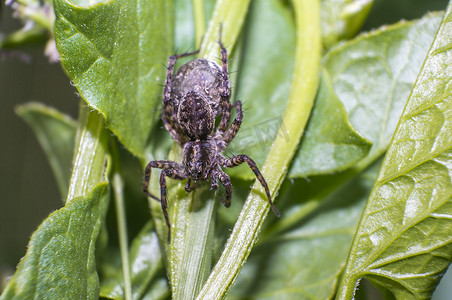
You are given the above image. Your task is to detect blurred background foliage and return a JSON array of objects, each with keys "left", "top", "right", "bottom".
[{"left": 0, "top": 0, "right": 450, "bottom": 297}]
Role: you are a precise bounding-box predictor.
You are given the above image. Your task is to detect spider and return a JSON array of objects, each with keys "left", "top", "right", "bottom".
[{"left": 144, "top": 38, "right": 280, "bottom": 241}]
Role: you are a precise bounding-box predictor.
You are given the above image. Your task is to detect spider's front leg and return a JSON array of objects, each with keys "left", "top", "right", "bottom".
[
  {"left": 143, "top": 160, "right": 187, "bottom": 242},
  {"left": 216, "top": 37, "right": 232, "bottom": 135},
  {"left": 162, "top": 51, "right": 199, "bottom": 145},
  {"left": 216, "top": 170, "right": 232, "bottom": 207},
  {"left": 221, "top": 155, "right": 280, "bottom": 217}
]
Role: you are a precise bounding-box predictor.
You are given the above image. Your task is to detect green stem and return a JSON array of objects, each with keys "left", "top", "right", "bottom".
[
  {"left": 67, "top": 102, "right": 109, "bottom": 201},
  {"left": 196, "top": 0, "right": 322, "bottom": 298},
  {"left": 199, "top": 0, "right": 251, "bottom": 60},
  {"left": 113, "top": 172, "right": 132, "bottom": 300},
  {"left": 192, "top": 0, "right": 205, "bottom": 48}
]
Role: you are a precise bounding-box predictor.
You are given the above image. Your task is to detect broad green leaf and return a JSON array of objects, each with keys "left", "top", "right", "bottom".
[
  {"left": 53, "top": 0, "right": 173, "bottom": 160},
  {"left": 321, "top": 0, "right": 373, "bottom": 49},
  {"left": 0, "top": 184, "right": 109, "bottom": 299},
  {"left": 293, "top": 11, "right": 442, "bottom": 178},
  {"left": 338, "top": 4, "right": 452, "bottom": 299},
  {"left": 100, "top": 221, "right": 169, "bottom": 299},
  {"left": 16, "top": 103, "right": 77, "bottom": 200},
  {"left": 227, "top": 0, "right": 371, "bottom": 179},
  {"left": 229, "top": 160, "right": 381, "bottom": 299}
]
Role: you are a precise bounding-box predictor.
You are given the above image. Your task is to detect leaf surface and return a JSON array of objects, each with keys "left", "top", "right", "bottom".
[
  {"left": 0, "top": 184, "right": 109, "bottom": 299},
  {"left": 289, "top": 70, "right": 372, "bottom": 176},
  {"left": 220, "top": 10, "right": 447, "bottom": 300},
  {"left": 338, "top": 5, "right": 452, "bottom": 299},
  {"left": 54, "top": 0, "right": 173, "bottom": 160}
]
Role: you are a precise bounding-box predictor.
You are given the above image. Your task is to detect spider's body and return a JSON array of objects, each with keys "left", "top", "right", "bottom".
[
  {"left": 144, "top": 41, "right": 279, "bottom": 241},
  {"left": 173, "top": 58, "right": 224, "bottom": 118}
]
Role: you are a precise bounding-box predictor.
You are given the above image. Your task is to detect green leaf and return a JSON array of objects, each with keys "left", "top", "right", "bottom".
[
  {"left": 324, "top": 13, "right": 443, "bottom": 164},
  {"left": 321, "top": 0, "right": 373, "bottom": 49},
  {"left": 16, "top": 103, "right": 77, "bottom": 200},
  {"left": 338, "top": 4, "right": 452, "bottom": 299},
  {"left": 99, "top": 221, "right": 169, "bottom": 300},
  {"left": 264, "top": 11, "right": 445, "bottom": 241},
  {"left": 229, "top": 160, "right": 381, "bottom": 299},
  {"left": 53, "top": 0, "right": 173, "bottom": 160},
  {"left": 0, "top": 184, "right": 109, "bottom": 299},
  {"left": 289, "top": 69, "right": 372, "bottom": 177},
  {"left": 226, "top": 0, "right": 371, "bottom": 179}
]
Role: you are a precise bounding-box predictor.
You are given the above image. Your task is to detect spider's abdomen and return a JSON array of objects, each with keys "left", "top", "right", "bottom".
[
  {"left": 172, "top": 58, "right": 223, "bottom": 116},
  {"left": 177, "top": 91, "right": 214, "bottom": 140}
]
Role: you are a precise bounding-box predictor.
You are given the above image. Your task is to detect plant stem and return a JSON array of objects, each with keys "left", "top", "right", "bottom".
[
  {"left": 67, "top": 102, "right": 109, "bottom": 202},
  {"left": 196, "top": 0, "right": 322, "bottom": 298},
  {"left": 192, "top": 0, "right": 205, "bottom": 48},
  {"left": 199, "top": 0, "right": 251, "bottom": 60},
  {"left": 113, "top": 172, "right": 132, "bottom": 300}
]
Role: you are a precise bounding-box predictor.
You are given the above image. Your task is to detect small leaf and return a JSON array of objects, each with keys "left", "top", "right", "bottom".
[
  {"left": 53, "top": 0, "right": 173, "bottom": 160},
  {"left": 338, "top": 5, "right": 452, "bottom": 299},
  {"left": 289, "top": 69, "right": 372, "bottom": 177},
  {"left": 0, "top": 184, "right": 109, "bottom": 299},
  {"left": 16, "top": 103, "right": 77, "bottom": 200},
  {"left": 100, "top": 221, "right": 169, "bottom": 299},
  {"left": 321, "top": 0, "right": 373, "bottom": 49}
]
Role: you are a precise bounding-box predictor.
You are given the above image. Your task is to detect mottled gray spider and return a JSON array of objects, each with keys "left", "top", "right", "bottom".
[{"left": 144, "top": 38, "right": 280, "bottom": 241}]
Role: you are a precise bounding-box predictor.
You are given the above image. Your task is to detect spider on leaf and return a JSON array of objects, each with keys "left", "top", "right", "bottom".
[{"left": 143, "top": 35, "right": 280, "bottom": 242}]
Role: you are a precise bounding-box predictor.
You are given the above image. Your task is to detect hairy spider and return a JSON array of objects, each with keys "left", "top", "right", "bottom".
[{"left": 144, "top": 38, "right": 280, "bottom": 241}]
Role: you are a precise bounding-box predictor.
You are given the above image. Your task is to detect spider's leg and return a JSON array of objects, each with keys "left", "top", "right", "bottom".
[
  {"left": 162, "top": 51, "right": 199, "bottom": 145},
  {"left": 162, "top": 55, "right": 181, "bottom": 144},
  {"left": 143, "top": 160, "right": 187, "bottom": 242},
  {"left": 216, "top": 170, "right": 232, "bottom": 207},
  {"left": 221, "top": 155, "right": 280, "bottom": 216},
  {"left": 219, "top": 100, "right": 243, "bottom": 150},
  {"left": 144, "top": 160, "right": 186, "bottom": 200},
  {"left": 185, "top": 177, "right": 193, "bottom": 192},
  {"left": 161, "top": 167, "right": 187, "bottom": 242},
  {"left": 210, "top": 173, "right": 218, "bottom": 191},
  {"left": 216, "top": 37, "right": 232, "bottom": 136},
  {"left": 144, "top": 161, "right": 163, "bottom": 201}
]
